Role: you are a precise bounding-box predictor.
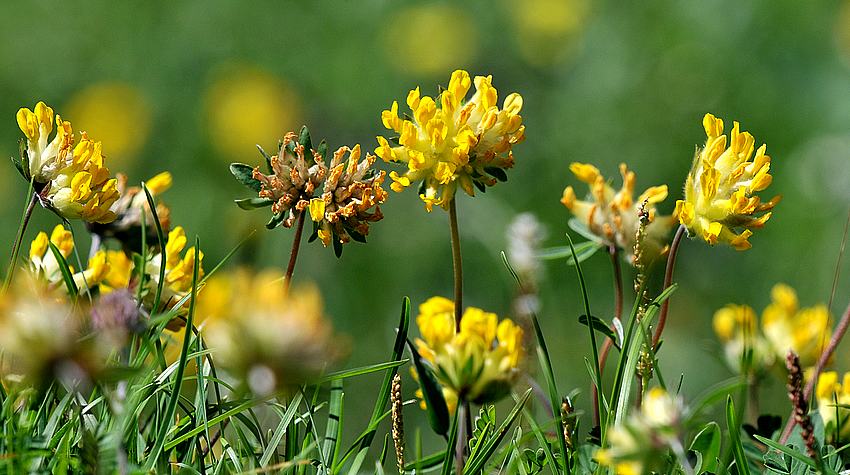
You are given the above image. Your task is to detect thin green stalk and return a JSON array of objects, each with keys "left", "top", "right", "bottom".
[
  {"left": 449, "top": 199, "right": 463, "bottom": 330},
  {"left": 651, "top": 224, "right": 686, "bottom": 347},
  {"left": 454, "top": 402, "right": 468, "bottom": 474},
  {"left": 3, "top": 187, "right": 37, "bottom": 293},
  {"left": 283, "top": 210, "right": 307, "bottom": 295}
]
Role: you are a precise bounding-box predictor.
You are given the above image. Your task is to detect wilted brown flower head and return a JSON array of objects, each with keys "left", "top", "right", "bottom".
[
  {"left": 254, "top": 131, "right": 328, "bottom": 228},
  {"left": 308, "top": 144, "right": 387, "bottom": 247}
]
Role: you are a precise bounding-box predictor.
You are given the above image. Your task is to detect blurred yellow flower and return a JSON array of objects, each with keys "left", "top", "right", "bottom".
[
  {"left": 675, "top": 113, "right": 780, "bottom": 250},
  {"left": 381, "top": 4, "right": 478, "bottom": 76},
  {"left": 561, "top": 162, "right": 675, "bottom": 265},
  {"left": 596, "top": 387, "right": 683, "bottom": 474},
  {"left": 17, "top": 102, "right": 120, "bottom": 223},
  {"left": 376, "top": 70, "right": 525, "bottom": 211},
  {"left": 28, "top": 224, "right": 111, "bottom": 294},
  {"left": 414, "top": 296, "right": 523, "bottom": 404},
  {"left": 817, "top": 371, "right": 850, "bottom": 442},
  {"left": 203, "top": 269, "right": 337, "bottom": 395},
  {"left": 66, "top": 82, "right": 152, "bottom": 167},
  {"left": 205, "top": 63, "right": 301, "bottom": 161},
  {"left": 506, "top": 0, "right": 589, "bottom": 67},
  {"left": 713, "top": 284, "right": 830, "bottom": 372}
]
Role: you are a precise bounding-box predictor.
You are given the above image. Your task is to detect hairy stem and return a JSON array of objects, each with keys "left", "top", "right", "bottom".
[
  {"left": 651, "top": 224, "right": 686, "bottom": 348},
  {"left": 449, "top": 199, "right": 464, "bottom": 330},
  {"left": 283, "top": 210, "right": 307, "bottom": 295},
  {"left": 3, "top": 191, "right": 38, "bottom": 293},
  {"left": 592, "top": 246, "right": 624, "bottom": 426},
  {"left": 780, "top": 299, "right": 850, "bottom": 443}
]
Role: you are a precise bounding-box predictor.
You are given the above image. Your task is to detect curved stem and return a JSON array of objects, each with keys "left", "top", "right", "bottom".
[
  {"left": 449, "top": 199, "right": 464, "bottom": 330},
  {"left": 283, "top": 211, "right": 307, "bottom": 295},
  {"left": 651, "top": 224, "right": 686, "bottom": 348},
  {"left": 592, "top": 246, "right": 624, "bottom": 426},
  {"left": 3, "top": 191, "right": 38, "bottom": 293},
  {"left": 780, "top": 299, "right": 850, "bottom": 443}
]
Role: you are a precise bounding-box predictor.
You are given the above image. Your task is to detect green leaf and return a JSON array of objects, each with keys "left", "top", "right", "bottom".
[
  {"left": 316, "top": 360, "right": 408, "bottom": 384},
  {"left": 727, "top": 395, "right": 752, "bottom": 475},
  {"left": 259, "top": 393, "right": 303, "bottom": 467},
  {"left": 229, "top": 162, "right": 262, "bottom": 192},
  {"left": 142, "top": 183, "right": 167, "bottom": 313},
  {"left": 754, "top": 435, "right": 816, "bottom": 471},
  {"left": 256, "top": 144, "right": 273, "bottom": 173},
  {"left": 317, "top": 140, "right": 329, "bottom": 161},
  {"left": 404, "top": 451, "right": 445, "bottom": 471},
  {"left": 578, "top": 314, "right": 617, "bottom": 346},
  {"left": 266, "top": 212, "right": 286, "bottom": 229},
  {"left": 407, "top": 341, "right": 450, "bottom": 437},
  {"left": 462, "top": 388, "right": 532, "bottom": 475},
  {"left": 484, "top": 166, "right": 508, "bottom": 182},
  {"left": 47, "top": 241, "right": 78, "bottom": 297},
  {"left": 234, "top": 197, "right": 273, "bottom": 210},
  {"left": 536, "top": 241, "right": 602, "bottom": 265},
  {"left": 568, "top": 218, "right": 604, "bottom": 244},
  {"left": 689, "top": 422, "right": 721, "bottom": 473},
  {"left": 323, "top": 380, "right": 344, "bottom": 470},
  {"left": 440, "top": 409, "right": 460, "bottom": 475},
  {"left": 299, "top": 125, "right": 313, "bottom": 155}
]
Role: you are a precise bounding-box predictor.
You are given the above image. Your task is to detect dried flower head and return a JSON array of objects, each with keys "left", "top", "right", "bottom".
[
  {"left": 595, "top": 388, "right": 684, "bottom": 475},
  {"left": 561, "top": 162, "right": 674, "bottom": 265},
  {"left": 253, "top": 131, "right": 328, "bottom": 228},
  {"left": 16, "top": 102, "right": 120, "bottom": 223},
  {"left": 675, "top": 113, "right": 781, "bottom": 250},
  {"left": 307, "top": 144, "right": 387, "bottom": 248},
  {"left": 713, "top": 284, "right": 830, "bottom": 373},
  {"left": 414, "top": 296, "right": 523, "bottom": 404},
  {"left": 202, "top": 269, "right": 337, "bottom": 395},
  {"left": 376, "top": 69, "right": 525, "bottom": 211}
]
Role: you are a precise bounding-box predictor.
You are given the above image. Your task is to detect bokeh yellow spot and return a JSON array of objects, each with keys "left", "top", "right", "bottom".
[
  {"left": 66, "top": 82, "right": 152, "bottom": 168},
  {"left": 381, "top": 4, "right": 478, "bottom": 76},
  {"left": 505, "top": 0, "right": 589, "bottom": 67},
  {"left": 204, "top": 63, "right": 302, "bottom": 162},
  {"left": 835, "top": 0, "right": 850, "bottom": 64}
]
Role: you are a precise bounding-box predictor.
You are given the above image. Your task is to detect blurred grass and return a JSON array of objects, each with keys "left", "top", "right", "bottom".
[{"left": 1, "top": 0, "right": 850, "bottom": 449}]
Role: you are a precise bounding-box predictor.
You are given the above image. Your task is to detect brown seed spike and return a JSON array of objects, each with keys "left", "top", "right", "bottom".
[{"left": 785, "top": 351, "right": 818, "bottom": 459}]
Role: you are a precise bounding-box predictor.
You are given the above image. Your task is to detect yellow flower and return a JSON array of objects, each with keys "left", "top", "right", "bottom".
[
  {"left": 675, "top": 113, "right": 781, "bottom": 250},
  {"left": 147, "top": 226, "right": 204, "bottom": 299},
  {"left": 595, "top": 387, "right": 683, "bottom": 474},
  {"left": 376, "top": 70, "right": 525, "bottom": 211},
  {"left": 761, "top": 284, "right": 830, "bottom": 367},
  {"left": 16, "top": 102, "right": 120, "bottom": 224},
  {"left": 29, "top": 224, "right": 75, "bottom": 284},
  {"left": 413, "top": 296, "right": 523, "bottom": 404},
  {"left": 203, "top": 269, "right": 337, "bottom": 395},
  {"left": 561, "top": 162, "right": 674, "bottom": 264},
  {"left": 816, "top": 371, "right": 850, "bottom": 442},
  {"left": 307, "top": 144, "right": 388, "bottom": 247},
  {"left": 100, "top": 250, "right": 134, "bottom": 292},
  {"left": 713, "top": 284, "right": 830, "bottom": 373}
]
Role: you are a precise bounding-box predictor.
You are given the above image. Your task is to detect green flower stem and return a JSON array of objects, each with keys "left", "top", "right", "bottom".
[
  {"left": 454, "top": 401, "right": 468, "bottom": 473},
  {"left": 283, "top": 210, "right": 307, "bottom": 295},
  {"left": 651, "top": 224, "right": 686, "bottom": 348},
  {"left": 592, "top": 246, "right": 624, "bottom": 426},
  {"left": 449, "top": 199, "right": 464, "bottom": 331},
  {"left": 3, "top": 190, "right": 37, "bottom": 293}
]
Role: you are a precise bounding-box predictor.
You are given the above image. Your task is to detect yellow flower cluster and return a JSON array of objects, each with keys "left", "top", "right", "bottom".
[
  {"left": 28, "top": 224, "right": 111, "bottom": 293},
  {"left": 414, "top": 296, "right": 523, "bottom": 404},
  {"left": 816, "top": 371, "right": 850, "bottom": 442},
  {"left": 202, "top": 269, "right": 336, "bottom": 395},
  {"left": 596, "top": 388, "right": 683, "bottom": 475},
  {"left": 713, "top": 284, "right": 830, "bottom": 372},
  {"left": 376, "top": 70, "right": 525, "bottom": 211},
  {"left": 147, "top": 226, "right": 204, "bottom": 298},
  {"left": 675, "top": 113, "right": 780, "bottom": 250},
  {"left": 307, "top": 144, "right": 388, "bottom": 246},
  {"left": 561, "top": 162, "right": 675, "bottom": 265},
  {"left": 17, "top": 102, "right": 120, "bottom": 223},
  {"left": 89, "top": 171, "right": 173, "bottom": 242}
]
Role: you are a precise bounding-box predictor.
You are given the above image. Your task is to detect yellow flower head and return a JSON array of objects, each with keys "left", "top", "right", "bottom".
[
  {"left": 414, "top": 296, "right": 523, "bottom": 404},
  {"left": 816, "top": 371, "right": 850, "bottom": 442},
  {"left": 595, "top": 387, "right": 683, "bottom": 474},
  {"left": 16, "top": 102, "right": 120, "bottom": 224},
  {"left": 202, "top": 269, "right": 337, "bottom": 395},
  {"left": 29, "top": 224, "right": 75, "bottom": 284},
  {"left": 561, "top": 162, "right": 675, "bottom": 265},
  {"left": 675, "top": 113, "right": 781, "bottom": 250},
  {"left": 307, "top": 144, "right": 388, "bottom": 248},
  {"left": 147, "top": 226, "right": 205, "bottom": 300},
  {"left": 713, "top": 284, "right": 830, "bottom": 373},
  {"left": 376, "top": 70, "right": 525, "bottom": 211}
]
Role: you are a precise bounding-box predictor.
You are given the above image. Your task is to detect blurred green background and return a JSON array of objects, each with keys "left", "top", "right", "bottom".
[{"left": 2, "top": 0, "right": 849, "bottom": 446}]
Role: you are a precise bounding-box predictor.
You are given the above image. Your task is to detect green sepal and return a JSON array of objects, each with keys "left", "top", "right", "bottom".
[
  {"left": 229, "top": 163, "right": 262, "bottom": 192},
  {"left": 234, "top": 197, "right": 273, "bottom": 210},
  {"left": 317, "top": 140, "right": 328, "bottom": 161},
  {"left": 298, "top": 125, "right": 312, "bottom": 155}
]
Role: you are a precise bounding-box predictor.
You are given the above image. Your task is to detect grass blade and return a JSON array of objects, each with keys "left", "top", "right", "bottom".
[
  {"left": 259, "top": 393, "right": 303, "bottom": 467},
  {"left": 726, "top": 395, "right": 751, "bottom": 475}
]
